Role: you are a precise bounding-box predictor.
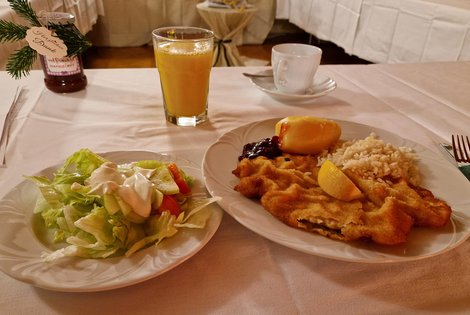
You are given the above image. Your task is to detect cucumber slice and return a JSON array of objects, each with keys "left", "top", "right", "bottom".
[{"left": 151, "top": 166, "right": 179, "bottom": 194}]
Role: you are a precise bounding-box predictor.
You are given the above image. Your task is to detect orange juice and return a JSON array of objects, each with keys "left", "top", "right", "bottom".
[{"left": 155, "top": 42, "right": 213, "bottom": 117}]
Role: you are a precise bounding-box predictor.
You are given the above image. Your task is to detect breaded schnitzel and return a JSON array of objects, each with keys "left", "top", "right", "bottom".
[
  {"left": 233, "top": 155, "right": 451, "bottom": 245},
  {"left": 232, "top": 154, "right": 319, "bottom": 198},
  {"left": 346, "top": 171, "right": 451, "bottom": 228}
]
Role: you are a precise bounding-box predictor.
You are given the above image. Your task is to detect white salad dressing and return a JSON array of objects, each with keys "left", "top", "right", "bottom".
[
  {"left": 86, "top": 162, "right": 126, "bottom": 195},
  {"left": 118, "top": 173, "right": 153, "bottom": 218},
  {"left": 86, "top": 162, "right": 156, "bottom": 218}
]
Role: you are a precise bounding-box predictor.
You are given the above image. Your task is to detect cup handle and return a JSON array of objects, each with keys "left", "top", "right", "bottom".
[{"left": 276, "top": 59, "right": 288, "bottom": 87}]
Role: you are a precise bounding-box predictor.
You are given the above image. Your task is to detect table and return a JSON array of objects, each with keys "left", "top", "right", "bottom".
[
  {"left": 197, "top": 2, "right": 258, "bottom": 66},
  {"left": 0, "top": 62, "right": 470, "bottom": 314},
  {"left": 88, "top": 0, "right": 275, "bottom": 48},
  {"left": 279, "top": 0, "right": 470, "bottom": 64}
]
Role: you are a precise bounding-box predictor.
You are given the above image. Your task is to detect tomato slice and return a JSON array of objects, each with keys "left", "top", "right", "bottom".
[
  {"left": 167, "top": 163, "right": 191, "bottom": 195},
  {"left": 157, "top": 195, "right": 182, "bottom": 216}
]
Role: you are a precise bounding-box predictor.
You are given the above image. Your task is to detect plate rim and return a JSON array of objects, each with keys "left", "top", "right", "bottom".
[
  {"left": 202, "top": 118, "right": 470, "bottom": 263},
  {"left": 0, "top": 150, "right": 223, "bottom": 292}
]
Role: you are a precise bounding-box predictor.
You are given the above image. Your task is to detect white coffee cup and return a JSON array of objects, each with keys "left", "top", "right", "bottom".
[{"left": 271, "top": 43, "right": 322, "bottom": 95}]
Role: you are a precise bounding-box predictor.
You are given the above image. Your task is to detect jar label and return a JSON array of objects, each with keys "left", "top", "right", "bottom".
[
  {"left": 25, "top": 26, "right": 67, "bottom": 58},
  {"left": 44, "top": 56, "right": 81, "bottom": 76}
]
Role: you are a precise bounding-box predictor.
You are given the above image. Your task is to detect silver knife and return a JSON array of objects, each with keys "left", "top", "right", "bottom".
[
  {"left": 0, "top": 86, "right": 23, "bottom": 167},
  {"left": 438, "top": 143, "right": 470, "bottom": 181}
]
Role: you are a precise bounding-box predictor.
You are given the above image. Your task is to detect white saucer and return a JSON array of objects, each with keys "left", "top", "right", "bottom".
[{"left": 248, "top": 70, "right": 336, "bottom": 103}]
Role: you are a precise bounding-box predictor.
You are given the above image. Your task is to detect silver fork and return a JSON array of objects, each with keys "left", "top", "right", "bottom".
[{"left": 452, "top": 135, "right": 470, "bottom": 163}]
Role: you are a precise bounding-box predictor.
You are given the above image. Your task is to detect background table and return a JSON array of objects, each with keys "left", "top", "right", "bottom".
[
  {"left": 278, "top": 0, "right": 470, "bottom": 63},
  {"left": 0, "top": 62, "right": 469, "bottom": 314},
  {"left": 197, "top": 2, "right": 258, "bottom": 66},
  {"left": 87, "top": 0, "right": 275, "bottom": 48}
]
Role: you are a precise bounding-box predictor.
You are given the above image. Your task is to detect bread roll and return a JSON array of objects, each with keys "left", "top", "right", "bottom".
[{"left": 274, "top": 116, "right": 341, "bottom": 154}]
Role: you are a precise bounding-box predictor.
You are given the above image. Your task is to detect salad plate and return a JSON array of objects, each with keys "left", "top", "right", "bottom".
[
  {"left": 202, "top": 118, "right": 470, "bottom": 263},
  {"left": 0, "top": 150, "right": 223, "bottom": 292},
  {"left": 247, "top": 70, "right": 336, "bottom": 103}
]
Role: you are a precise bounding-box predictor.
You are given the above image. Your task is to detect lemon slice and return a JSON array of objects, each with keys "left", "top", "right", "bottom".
[{"left": 318, "top": 160, "right": 362, "bottom": 201}]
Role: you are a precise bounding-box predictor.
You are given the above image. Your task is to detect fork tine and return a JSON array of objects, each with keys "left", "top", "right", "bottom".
[
  {"left": 452, "top": 134, "right": 470, "bottom": 163},
  {"left": 463, "top": 135, "right": 470, "bottom": 162},
  {"left": 457, "top": 135, "right": 465, "bottom": 161},
  {"left": 452, "top": 135, "right": 461, "bottom": 162}
]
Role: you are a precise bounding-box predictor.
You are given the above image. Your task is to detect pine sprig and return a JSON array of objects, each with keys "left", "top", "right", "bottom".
[
  {"left": 6, "top": 45, "right": 37, "bottom": 79},
  {"left": 8, "top": 0, "right": 40, "bottom": 26},
  {"left": 1, "top": 0, "right": 92, "bottom": 79},
  {"left": 50, "top": 23, "right": 92, "bottom": 56},
  {"left": 0, "top": 20, "right": 29, "bottom": 42}
]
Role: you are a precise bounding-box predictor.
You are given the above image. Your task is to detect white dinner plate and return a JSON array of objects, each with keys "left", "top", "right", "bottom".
[
  {"left": 202, "top": 118, "right": 470, "bottom": 263},
  {"left": 248, "top": 70, "right": 336, "bottom": 103},
  {"left": 0, "top": 151, "right": 223, "bottom": 292}
]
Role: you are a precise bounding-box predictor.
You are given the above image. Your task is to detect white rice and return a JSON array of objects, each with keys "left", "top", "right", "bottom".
[{"left": 318, "top": 133, "right": 421, "bottom": 185}]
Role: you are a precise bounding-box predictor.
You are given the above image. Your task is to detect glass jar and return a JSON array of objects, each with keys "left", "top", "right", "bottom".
[{"left": 38, "top": 13, "right": 87, "bottom": 93}]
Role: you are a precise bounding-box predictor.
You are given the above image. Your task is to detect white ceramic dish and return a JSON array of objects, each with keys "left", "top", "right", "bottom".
[
  {"left": 0, "top": 151, "right": 223, "bottom": 292},
  {"left": 248, "top": 70, "right": 336, "bottom": 102},
  {"left": 202, "top": 118, "right": 470, "bottom": 263}
]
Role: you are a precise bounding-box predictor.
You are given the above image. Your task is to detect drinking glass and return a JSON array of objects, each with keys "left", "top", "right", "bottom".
[{"left": 152, "top": 27, "right": 214, "bottom": 126}]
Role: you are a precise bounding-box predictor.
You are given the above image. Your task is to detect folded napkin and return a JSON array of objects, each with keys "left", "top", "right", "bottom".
[
  {"left": 459, "top": 165, "right": 470, "bottom": 181},
  {"left": 438, "top": 143, "right": 470, "bottom": 181}
]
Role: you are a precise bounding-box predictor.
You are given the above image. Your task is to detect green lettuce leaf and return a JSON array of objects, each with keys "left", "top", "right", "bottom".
[{"left": 32, "top": 149, "right": 217, "bottom": 261}]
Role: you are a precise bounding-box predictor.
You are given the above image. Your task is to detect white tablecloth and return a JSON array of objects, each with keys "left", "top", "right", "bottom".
[
  {"left": 197, "top": 2, "right": 258, "bottom": 66},
  {"left": 279, "top": 0, "right": 470, "bottom": 64},
  {"left": 0, "top": 62, "right": 469, "bottom": 314}
]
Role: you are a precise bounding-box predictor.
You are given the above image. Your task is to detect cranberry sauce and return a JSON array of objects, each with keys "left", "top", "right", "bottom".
[{"left": 238, "top": 136, "right": 283, "bottom": 161}]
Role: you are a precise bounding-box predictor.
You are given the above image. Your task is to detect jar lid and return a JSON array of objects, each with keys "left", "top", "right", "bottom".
[{"left": 38, "top": 11, "right": 75, "bottom": 26}]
